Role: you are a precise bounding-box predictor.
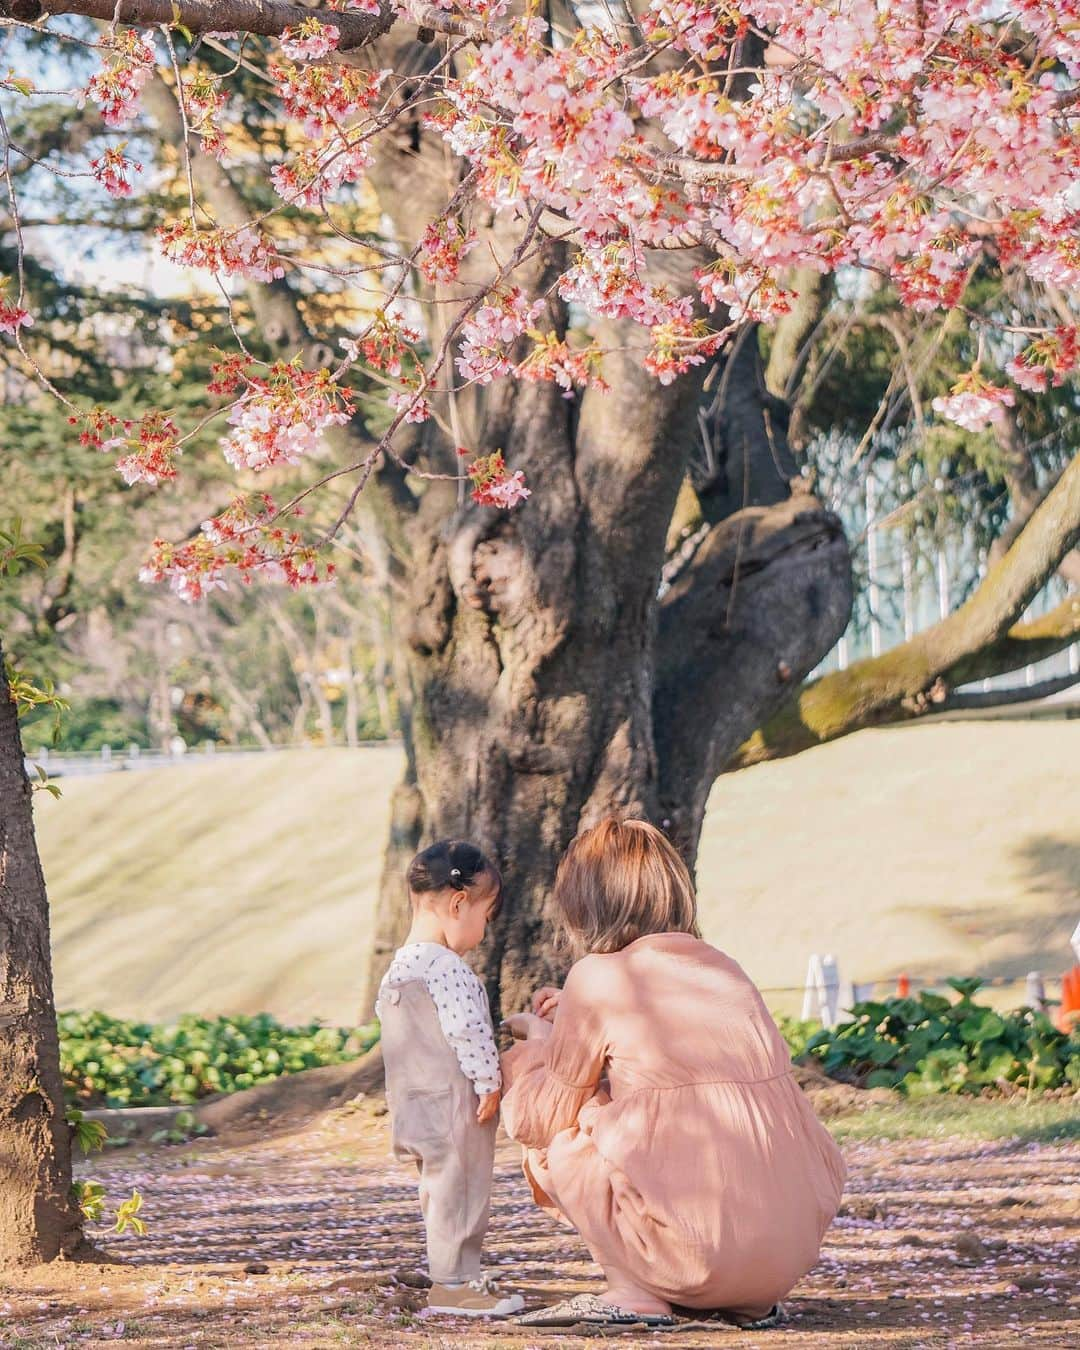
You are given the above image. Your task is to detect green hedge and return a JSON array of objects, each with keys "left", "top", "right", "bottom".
[
  {"left": 785, "top": 979, "right": 1080, "bottom": 1095},
  {"left": 59, "top": 979, "right": 1080, "bottom": 1110},
  {"left": 59, "top": 1010, "right": 378, "bottom": 1108}
]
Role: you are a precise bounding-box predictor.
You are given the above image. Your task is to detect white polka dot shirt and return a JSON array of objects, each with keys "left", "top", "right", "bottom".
[{"left": 377, "top": 942, "right": 502, "bottom": 1096}]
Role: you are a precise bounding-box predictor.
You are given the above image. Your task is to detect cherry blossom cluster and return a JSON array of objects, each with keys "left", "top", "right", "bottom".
[
  {"left": 271, "top": 143, "right": 373, "bottom": 209},
  {"left": 99, "top": 411, "right": 182, "bottom": 486},
  {"left": 220, "top": 364, "right": 355, "bottom": 472},
  {"left": 83, "top": 29, "right": 155, "bottom": 129},
  {"left": 1007, "top": 329, "right": 1080, "bottom": 394},
  {"left": 932, "top": 375, "right": 1016, "bottom": 434},
  {"left": 157, "top": 222, "right": 285, "bottom": 284},
  {"left": 268, "top": 46, "right": 388, "bottom": 208},
  {"left": 6, "top": 1, "right": 1080, "bottom": 588},
  {"left": 418, "top": 218, "right": 478, "bottom": 284},
  {"left": 340, "top": 313, "right": 421, "bottom": 380},
  {"left": 271, "top": 52, "right": 388, "bottom": 139},
  {"left": 466, "top": 450, "right": 531, "bottom": 509},
  {"left": 139, "top": 495, "right": 335, "bottom": 602},
  {"left": 456, "top": 289, "right": 542, "bottom": 386},
  {"left": 67, "top": 406, "right": 124, "bottom": 450},
  {"left": 90, "top": 146, "right": 142, "bottom": 199},
  {"left": 517, "top": 332, "right": 608, "bottom": 396},
  {"left": 182, "top": 70, "right": 228, "bottom": 161},
  {"left": 0, "top": 279, "right": 33, "bottom": 336},
  {"left": 280, "top": 18, "right": 341, "bottom": 62},
  {"left": 421, "top": 4, "right": 1080, "bottom": 398}
]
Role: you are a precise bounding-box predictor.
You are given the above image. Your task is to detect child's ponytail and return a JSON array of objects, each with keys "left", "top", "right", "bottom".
[{"left": 408, "top": 840, "right": 503, "bottom": 918}]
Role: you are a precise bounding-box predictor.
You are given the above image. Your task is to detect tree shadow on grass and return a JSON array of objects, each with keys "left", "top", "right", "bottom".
[{"left": 914, "top": 832, "right": 1080, "bottom": 982}]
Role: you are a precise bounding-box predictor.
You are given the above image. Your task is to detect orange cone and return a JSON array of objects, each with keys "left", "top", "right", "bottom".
[{"left": 1059, "top": 967, "right": 1080, "bottom": 1034}]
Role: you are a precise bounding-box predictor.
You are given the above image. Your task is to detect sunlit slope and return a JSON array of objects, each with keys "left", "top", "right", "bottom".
[
  {"left": 38, "top": 723, "right": 1080, "bottom": 1023},
  {"left": 39, "top": 749, "right": 400, "bottom": 1024}
]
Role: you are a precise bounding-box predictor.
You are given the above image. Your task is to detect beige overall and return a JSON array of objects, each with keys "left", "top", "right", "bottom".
[{"left": 380, "top": 979, "right": 496, "bottom": 1285}]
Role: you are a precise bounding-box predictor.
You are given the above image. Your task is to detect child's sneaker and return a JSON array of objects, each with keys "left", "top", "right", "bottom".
[{"left": 427, "top": 1276, "right": 525, "bottom": 1317}]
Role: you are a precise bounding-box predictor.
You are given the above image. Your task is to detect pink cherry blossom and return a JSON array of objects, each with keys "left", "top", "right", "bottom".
[
  {"left": 158, "top": 222, "right": 285, "bottom": 283},
  {"left": 0, "top": 293, "right": 33, "bottom": 336},
  {"left": 85, "top": 30, "right": 155, "bottom": 129},
  {"left": 90, "top": 146, "right": 142, "bottom": 199},
  {"left": 932, "top": 383, "right": 1016, "bottom": 433},
  {"left": 220, "top": 366, "right": 354, "bottom": 472},
  {"left": 280, "top": 20, "right": 340, "bottom": 63},
  {"left": 387, "top": 390, "right": 432, "bottom": 424}
]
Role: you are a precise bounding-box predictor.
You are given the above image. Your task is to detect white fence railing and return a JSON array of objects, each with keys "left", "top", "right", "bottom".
[{"left": 25, "top": 740, "right": 394, "bottom": 778}]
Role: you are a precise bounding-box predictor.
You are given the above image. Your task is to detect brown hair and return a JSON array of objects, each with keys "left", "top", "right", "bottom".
[
  {"left": 407, "top": 840, "right": 503, "bottom": 920},
  {"left": 551, "top": 817, "right": 700, "bottom": 956}
]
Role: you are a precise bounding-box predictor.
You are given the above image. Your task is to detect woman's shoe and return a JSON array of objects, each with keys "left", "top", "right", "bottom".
[
  {"left": 730, "top": 1303, "right": 785, "bottom": 1330},
  {"left": 517, "top": 1293, "right": 677, "bottom": 1327}
]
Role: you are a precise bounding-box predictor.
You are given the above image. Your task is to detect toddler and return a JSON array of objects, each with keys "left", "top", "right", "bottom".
[{"left": 376, "top": 839, "right": 524, "bottom": 1318}]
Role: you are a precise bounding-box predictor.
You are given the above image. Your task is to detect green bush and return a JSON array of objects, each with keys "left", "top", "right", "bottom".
[
  {"left": 791, "top": 978, "right": 1080, "bottom": 1095},
  {"left": 58, "top": 1010, "right": 379, "bottom": 1108}
]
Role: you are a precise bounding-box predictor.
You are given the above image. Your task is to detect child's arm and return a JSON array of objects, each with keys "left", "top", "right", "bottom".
[
  {"left": 476, "top": 1089, "right": 500, "bottom": 1124},
  {"left": 423, "top": 953, "right": 502, "bottom": 1101}
]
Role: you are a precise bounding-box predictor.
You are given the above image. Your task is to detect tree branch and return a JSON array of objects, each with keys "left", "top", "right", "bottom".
[
  {"left": 732, "top": 451, "right": 1080, "bottom": 768},
  {"left": 942, "top": 667, "right": 1080, "bottom": 711},
  {"left": 654, "top": 482, "right": 852, "bottom": 858},
  {"left": 4, "top": 0, "right": 394, "bottom": 49},
  {"left": 989, "top": 408, "right": 1080, "bottom": 589}
]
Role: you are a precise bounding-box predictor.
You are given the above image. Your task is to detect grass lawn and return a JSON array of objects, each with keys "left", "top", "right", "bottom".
[
  {"left": 34, "top": 720, "right": 1080, "bottom": 1023},
  {"left": 829, "top": 1094, "right": 1080, "bottom": 1143}
]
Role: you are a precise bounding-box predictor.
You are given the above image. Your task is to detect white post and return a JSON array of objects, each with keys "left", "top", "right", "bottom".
[
  {"left": 802, "top": 955, "right": 842, "bottom": 1030},
  {"left": 936, "top": 549, "right": 950, "bottom": 621},
  {"left": 1025, "top": 971, "right": 1047, "bottom": 1014},
  {"left": 901, "top": 546, "right": 915, "bottom": 642},
  {"left": 865, "top": 475, "right": 881, "bottom": 657},
  {"left": 801, "top": 955, "right": 823, "bottom": 1023}
]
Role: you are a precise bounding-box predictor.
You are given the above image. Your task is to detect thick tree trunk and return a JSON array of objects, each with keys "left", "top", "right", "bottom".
[
  {"left": 363, "top": 336, "right": 852, "bottom": 1019},
  {"left": 0, "top": 643, "right": 84, "bottom": 1266}
]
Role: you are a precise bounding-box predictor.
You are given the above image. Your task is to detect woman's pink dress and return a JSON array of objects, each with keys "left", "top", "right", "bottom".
[{"left": 500, "top": 933, "right": 846, "bottom": 1313}]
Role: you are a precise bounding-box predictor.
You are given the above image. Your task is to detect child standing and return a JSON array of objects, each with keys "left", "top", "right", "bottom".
[{"left": 376, "top": 840, "right": 524, "bottom": 1318}]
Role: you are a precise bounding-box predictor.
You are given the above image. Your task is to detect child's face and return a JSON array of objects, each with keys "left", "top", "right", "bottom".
[{"left": 443, "top": 870, "right": 500, "bottom": 956}]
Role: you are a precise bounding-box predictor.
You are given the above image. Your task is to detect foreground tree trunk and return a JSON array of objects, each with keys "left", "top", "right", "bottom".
[{"left": 0, "top": 643, "right": 84, "bottom": 1265}]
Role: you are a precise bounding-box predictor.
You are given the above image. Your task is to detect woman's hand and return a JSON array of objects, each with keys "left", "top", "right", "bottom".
[
  {"left": 476, "top": 1089, "right": 501, "bottom": 1124},
  {"left": 501, "top": 1011, "right": 554, "bottom": 1043},
  {"left": 531, "top": 985, "right": 562, "bottom": 1022}
]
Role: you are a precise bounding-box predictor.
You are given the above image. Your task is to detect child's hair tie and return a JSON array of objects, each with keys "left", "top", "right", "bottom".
[{"left": 450, "top": 867, "right": 463, "bottom": 882}]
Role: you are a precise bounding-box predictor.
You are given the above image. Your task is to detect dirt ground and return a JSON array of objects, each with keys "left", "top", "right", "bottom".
[{"left": 2, "top": 1100, "right": 1079, "bottom": 1350}]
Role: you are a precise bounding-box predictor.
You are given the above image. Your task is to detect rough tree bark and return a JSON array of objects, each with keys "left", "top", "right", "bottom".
[{"left": 0, "top": 642, "right": 84, "bottom": 1266}]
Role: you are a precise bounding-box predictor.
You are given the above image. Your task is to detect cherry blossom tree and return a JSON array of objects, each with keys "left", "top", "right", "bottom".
[{"left": 0, "top": 0, "right": 1078, "bottom": 1056}]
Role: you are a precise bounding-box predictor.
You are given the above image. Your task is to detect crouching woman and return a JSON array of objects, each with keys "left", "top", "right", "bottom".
[{"left": 502, "top": 818, "right": 846, "bottom": 1330}]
